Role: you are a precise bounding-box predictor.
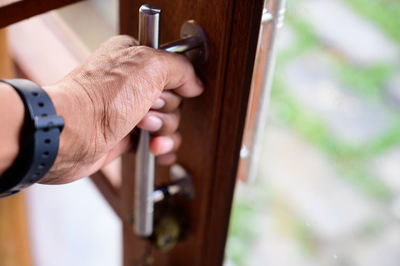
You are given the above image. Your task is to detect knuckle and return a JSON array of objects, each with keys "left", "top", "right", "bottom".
[
  {"left": 161, "top": 110, "right": 180, "bottom": 134},
  {"left": 162, "top": 96, "right": 181, "bottom": 112},
  {"left": 133, "top": 46, "right": 168, "bottom": 87},
  {"left": 170, "top": 110, "right": 181, "bottom": 131},
  {"left": 131, "top": 45, "right": 152, "bottom": 55},
  {"left": 148, "top": 51, "right": 167, "bottom": 74},
  {"left": 173, "top": 133, "right": 182, "bottom": 149},
  {"left": 130, "top": 46, "right": 161, "bottom": 62},
  {"left": 108, "top": 35, "right": 136, "bottom": 46}
]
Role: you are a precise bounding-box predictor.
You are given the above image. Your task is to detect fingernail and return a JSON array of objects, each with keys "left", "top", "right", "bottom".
[
  {"left": 147, "top": 116, "right": 163, "bottom": 131},
  {"left": 152, "top": 98, "right": 165, "bottom": 109},
  {"left": 160, "top": 137, "right": 174, "bottom": 154}
]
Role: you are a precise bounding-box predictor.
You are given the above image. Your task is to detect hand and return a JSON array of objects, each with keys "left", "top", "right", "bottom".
[{"left": 42, "top": 35, "right": 204, "bottom": 184}]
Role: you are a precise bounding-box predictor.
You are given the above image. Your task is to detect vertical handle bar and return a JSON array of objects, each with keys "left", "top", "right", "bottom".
[{"left": 134, "top": 4, "right": 161, "bottom": 237}]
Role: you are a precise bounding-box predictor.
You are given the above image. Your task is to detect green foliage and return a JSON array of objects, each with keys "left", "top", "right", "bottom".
[
  {"left": 365, "top": 123, "right": 400, "bottom": 155},
  {"left": 276, "top": 16, "right": 320, "bottom": 65},
  {"left": 226, "top": 0, "right": 400, "bottom": 263},
  {"left": 359, "top": 219, "right": 385, "bottom": 238},
  {"left": 346, "top": 0, "right": 400, "bottom": 44},
  {"left": 271, "top": 77, "right": 392, "bottom": 200},
  {"left": 334, "top": 62, "right": 394, "bottom": 99},
  {"left": 292, "top": 220, "right": 316, "bottom": 255},
  {"left": 225, "top": 190, "right": 259, "bottom": 266}
]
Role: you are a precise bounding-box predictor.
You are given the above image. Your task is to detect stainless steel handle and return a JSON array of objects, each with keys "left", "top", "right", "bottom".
[
  {"left": 134, "top": 3, "right": 160, "bottom": 237},
  {"left": 134, "top": 5, "right": 208, "bottom": 239}
]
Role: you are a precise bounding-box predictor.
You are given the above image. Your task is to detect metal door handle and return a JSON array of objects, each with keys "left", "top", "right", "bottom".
[
  {"left": 134, "top": 4, "right": 160, "bottom": 238},
  {"left": 134, "top": 4, "right": 207, "bottom": 238}
]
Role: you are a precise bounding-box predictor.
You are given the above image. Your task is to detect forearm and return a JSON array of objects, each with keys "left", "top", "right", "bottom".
[
  {"left": 0, "top": 36, "right": 203, "bottom": 186},
  {"left": 0, "top": 78, "right": 93, "bottom": 183},
  {"left": 0, "top": 82, "right": 24, "bottom": 176}
]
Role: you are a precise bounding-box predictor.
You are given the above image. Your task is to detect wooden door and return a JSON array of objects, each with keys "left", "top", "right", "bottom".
[{"left": 118, "top": 1, "right": 264, "bottom": 265}]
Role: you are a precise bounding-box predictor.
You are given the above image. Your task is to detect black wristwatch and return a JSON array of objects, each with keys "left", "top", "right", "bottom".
[{"left": 0, "top": 79, "right": 64, "bottom": 197}]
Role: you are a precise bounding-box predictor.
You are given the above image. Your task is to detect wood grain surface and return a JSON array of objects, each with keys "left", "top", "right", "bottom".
[
  {"left": 0, "top": 0, "right": 83, "bottom": 28},
  {"left": 119, "top": 1, "right": 264, "bottom": 265}
]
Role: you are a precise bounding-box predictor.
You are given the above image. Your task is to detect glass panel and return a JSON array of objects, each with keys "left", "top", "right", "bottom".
[{"left": 226, "top": 0, "right": 400, "bottom": 265}]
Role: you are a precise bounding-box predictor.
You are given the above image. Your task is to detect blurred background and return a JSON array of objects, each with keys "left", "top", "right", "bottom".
[{"left": 225, "top": 0, "right": 400, "bottom": 265}]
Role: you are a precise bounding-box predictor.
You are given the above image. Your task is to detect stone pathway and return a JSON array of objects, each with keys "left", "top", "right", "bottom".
[
  {"left": 283, "top": 50, "right": 395, "bottom": 144},
  {"left": 385, "top": 73, "right": 400, "bottom": 110},
  {"left": 247, "top": 216, "right": 318, "bottom": 266},
  {"left": 372, "top": 146, "right": 400, "bottom": 194},
  {"left": 259, "top": 124, "right": 376, "bottom": 241},
  {"left": 297, "top": 0, "right": 400, "bottom": 66},
  {"left": 226, "top": 0, "right": 400, "bottom": 265},
  {"left": 350, "top": 225, "right": 400, "bottom": 266}
]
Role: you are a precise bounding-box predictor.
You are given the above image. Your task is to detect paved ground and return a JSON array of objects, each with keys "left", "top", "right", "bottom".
[{"left": 226, "top": 0, "right": 400, "bottom": 265}]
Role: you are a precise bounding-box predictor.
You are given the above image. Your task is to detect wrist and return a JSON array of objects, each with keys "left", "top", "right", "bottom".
[
  {"left": 42, "top": 82, "right": 93, "bottom": 181},
  {"left": 0, "top": 83, "right": 24, "bottom": 176},
  {"left": 0, "top": 79, "right": 64, "bottom": 195}
]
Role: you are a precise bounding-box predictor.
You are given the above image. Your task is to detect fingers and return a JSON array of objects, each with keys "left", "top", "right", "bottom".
[
  {"left": 150, "top": 133, "right": 181, "bottom": 155},
  {"left": 134, "top": 50, "right": 200, "bottom": 166},
  {"left": 137, "top": 110, "right": 180, "bottom": 135},
  {"left": 137, "top": 114, "right": 163, "bottom": 132},
  {"left": 135, "top": 47, "right": 204, "bottom": 97},
  {"left": 151, "top": 98, "right": 166, "bottom": 109},
  {"left": 152, "top": 134, "right": 181, "bottom": 166},
  {"left": 146, "top": 91, "right": 182, "bottom": 133},
  {"left": 160, "top": 51, "right": 204, "bottom": 97},
  {"left": 151, "top": 91, "right": 182, "bottom": 112},
  {"left": 102, "top": 40, "right": 204, "bottom": 168},
  {"left": 102, "top": 132, "right": 181, "bottom": 169},
  {"left": 156, "top": 153, "right": 177, "bottom": 166},
  {"left": 103, "top": 35, "right": 138, "bottom": 49},
  {"left": 101, "top": 130, "right": 181, "bottom": 169},
  {"left": 152, "top": 133, "right": 181, "bottom": 166}
]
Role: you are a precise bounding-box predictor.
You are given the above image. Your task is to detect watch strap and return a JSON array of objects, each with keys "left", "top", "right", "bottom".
[{"left": 0, "top": 79, "right": 64, "bottom": 197}]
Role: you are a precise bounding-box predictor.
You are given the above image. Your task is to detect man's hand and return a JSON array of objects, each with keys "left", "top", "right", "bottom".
[{"left": 42, "top": 35, "right": 204, "bottom": 184}]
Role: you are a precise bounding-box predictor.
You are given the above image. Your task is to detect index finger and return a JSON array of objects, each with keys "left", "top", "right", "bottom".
[{"left": 154, "top": 49, "right": 205, "bottom": 97}]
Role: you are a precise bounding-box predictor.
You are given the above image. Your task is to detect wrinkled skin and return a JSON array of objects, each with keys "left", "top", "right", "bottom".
[{"left": 42, "top": 35, "right": 204, "bottom": 184}]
